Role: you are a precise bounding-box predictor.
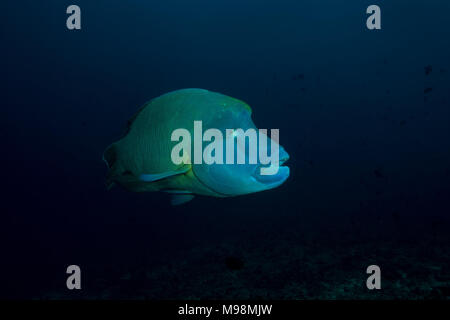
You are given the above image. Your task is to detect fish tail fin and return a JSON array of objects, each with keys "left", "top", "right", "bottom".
[{"left": 103, "top": 143, "right": 118, "bottom": 189}]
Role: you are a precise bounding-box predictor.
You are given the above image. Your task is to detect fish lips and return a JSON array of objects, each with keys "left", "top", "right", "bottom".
[{"left": 252, "top": 153, "right": 290, "bottom": 187}]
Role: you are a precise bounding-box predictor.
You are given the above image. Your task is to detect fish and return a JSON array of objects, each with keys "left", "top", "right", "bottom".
[{"left": 103, "top": 89, "right": 290, "bottom": 205}]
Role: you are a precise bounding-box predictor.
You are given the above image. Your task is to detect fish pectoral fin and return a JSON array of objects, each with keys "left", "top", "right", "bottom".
[
  {"left": 170, "top": 194, "right": 195, "bottom": 206},
  {"left": 139, "top": 165, "right": 190, "bottom": 182}
]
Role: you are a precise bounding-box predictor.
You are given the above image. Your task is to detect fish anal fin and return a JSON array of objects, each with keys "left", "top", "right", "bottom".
[
  {"left": 171, "top": 194, "right": 195, "bottom": 206},
  {"left": 163, "top": 189, "right": 192, "bottom": 194}
]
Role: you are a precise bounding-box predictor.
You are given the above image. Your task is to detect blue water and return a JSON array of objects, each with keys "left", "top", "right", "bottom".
[{"left": 2, "top": 0, "right": 450, "bottom": 299}]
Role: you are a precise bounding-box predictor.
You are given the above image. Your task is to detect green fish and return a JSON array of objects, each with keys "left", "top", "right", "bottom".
[{"left": 103, "top": 89, "right": 289, "bottom": 205}]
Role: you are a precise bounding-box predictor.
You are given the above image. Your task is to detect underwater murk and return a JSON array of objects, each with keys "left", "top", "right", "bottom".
[{"left": 2, "top": 0, "right": 449, "bottom": 300}]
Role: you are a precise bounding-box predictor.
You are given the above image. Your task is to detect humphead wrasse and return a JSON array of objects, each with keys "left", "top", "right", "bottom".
[{"left": 103, "top": 89, "right": 290, "bottom": 205}]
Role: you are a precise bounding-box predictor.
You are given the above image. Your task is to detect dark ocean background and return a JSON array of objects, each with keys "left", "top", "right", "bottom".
[{"left": 2, "top": 0, "right": 449, "bottom": 299}]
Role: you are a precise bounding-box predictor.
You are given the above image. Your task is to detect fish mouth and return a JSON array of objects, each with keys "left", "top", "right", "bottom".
[
  {"left": 280, "top": 153, "right": 290, "bottom": 165},
  {"left": 252, "top": 152, "right": 290, "bottom": 186}
]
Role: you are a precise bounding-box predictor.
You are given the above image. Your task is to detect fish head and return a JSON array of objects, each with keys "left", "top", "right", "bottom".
[{"left": 193, "top": 109, "right": 290, "bottom": 196}]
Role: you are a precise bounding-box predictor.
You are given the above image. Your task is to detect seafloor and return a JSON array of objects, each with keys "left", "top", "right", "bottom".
[{"left": 41, "top": 223, "right": 450, "bottom": 300}]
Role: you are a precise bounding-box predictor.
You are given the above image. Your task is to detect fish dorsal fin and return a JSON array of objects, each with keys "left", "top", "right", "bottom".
[
  {"left": 170, "top": 194, "right": 195, "bottom": 205},
  {"left": 139, "top": 165, "right": 190, "bottom": 182}
]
